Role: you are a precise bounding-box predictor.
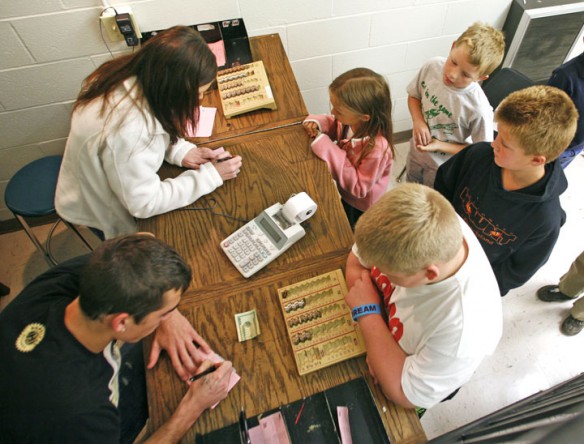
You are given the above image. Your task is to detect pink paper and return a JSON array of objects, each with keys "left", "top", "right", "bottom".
[
  {"left": 186, "top": 106, "right": 216, "bottom": 137},
  {"left": 248, "top": 425, "right": 266, "bottom": 444},
  {"left": 208, "top": 40, "right": 226, "bottom": 68},
  {"left": 337, "top": 406, "right": 353, "bottom": 444},
  {"left": 190, "top": 349, "right": 240, "bottom": 408},
  {"left": 259, "top": 412, "right": 291, "bottom": 444}
]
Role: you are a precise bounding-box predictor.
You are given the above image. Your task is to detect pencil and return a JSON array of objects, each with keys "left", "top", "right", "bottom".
[{"left": 188, "top": 365, "right": 216, "bottom": 382}]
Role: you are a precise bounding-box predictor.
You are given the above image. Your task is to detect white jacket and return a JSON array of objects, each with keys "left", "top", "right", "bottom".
[{"left": 56, "top": 78, "right": 223, "bottom": 239}]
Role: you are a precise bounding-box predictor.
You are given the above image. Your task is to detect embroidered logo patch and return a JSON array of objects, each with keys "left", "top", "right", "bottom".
[{"left": 15, "top": 323, "right": 46, "bottom": 352}]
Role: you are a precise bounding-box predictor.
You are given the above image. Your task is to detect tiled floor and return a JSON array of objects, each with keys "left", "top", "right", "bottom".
[{"left": 0, "top": 143, "right": 583, "bottom": 440}]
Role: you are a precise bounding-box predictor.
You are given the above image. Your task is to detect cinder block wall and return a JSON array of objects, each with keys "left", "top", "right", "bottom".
[{"left": 0, "top": 0, "right": 512, "bottom": 221}]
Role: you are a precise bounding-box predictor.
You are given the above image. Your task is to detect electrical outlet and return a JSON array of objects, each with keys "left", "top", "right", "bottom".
[
  {"left": 100, "top": 14, "right": 125, "bottom": 42},
  {"left": 99, "top": 8, "right": 141, "bottom": 44}
]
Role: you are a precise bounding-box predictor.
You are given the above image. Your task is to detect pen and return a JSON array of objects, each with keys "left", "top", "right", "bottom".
[
  {"left": 188, "top": 365, "right": 216, "bottom": 382},
  {"left": 216, "top": 156, "right": 233, "bottom": 163},
  {"left": 239, "top": 407, "right": 251, "bottom": 444}
]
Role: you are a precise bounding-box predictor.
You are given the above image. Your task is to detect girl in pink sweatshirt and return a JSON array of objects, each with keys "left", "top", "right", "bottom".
[{"left": 303, "top": 68, "right": 394, "bottom": 227}]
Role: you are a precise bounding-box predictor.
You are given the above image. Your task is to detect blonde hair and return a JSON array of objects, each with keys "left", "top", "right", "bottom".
[
  {"left": 354, "top": 184, "right": 462, "bottom": 275},
  {"left": 495, "top": 85, "right": 579, "bottom": 161},
  {"left": 329, "top": 68, "right": 395, "bottom": 164},
  {"left": 455, "top": 22, "right": 505, "bottom": 76}
]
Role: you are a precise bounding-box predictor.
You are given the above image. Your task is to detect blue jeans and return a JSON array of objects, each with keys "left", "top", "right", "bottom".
[
  {"left": 559, "top": 145, "right": 584, "bottom": 169},
  {"left": 406, "top": 139, "right": 439, "bottom": 187}
]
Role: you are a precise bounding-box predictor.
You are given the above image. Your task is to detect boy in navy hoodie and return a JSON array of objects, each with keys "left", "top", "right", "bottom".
[
  {"left": 435, "top": 85, "right": 578, "bottom": 296},
  {"left": 547, "top": 39, "right": 584, "bottom": 168}
]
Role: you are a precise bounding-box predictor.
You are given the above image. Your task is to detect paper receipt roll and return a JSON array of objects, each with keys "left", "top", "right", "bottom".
[{"left": 282, "top": 192, "right": 317, "bottom": 223}]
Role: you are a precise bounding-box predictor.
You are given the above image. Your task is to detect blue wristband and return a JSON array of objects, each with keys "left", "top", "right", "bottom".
[{"left": 351, "top": 303, "right": 381, "bottom": 322}]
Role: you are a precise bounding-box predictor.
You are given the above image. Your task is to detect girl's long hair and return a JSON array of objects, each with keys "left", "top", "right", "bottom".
[
  {"left": 75, "top": 25, "right": 217, "bottom": 144},
  {"left": 330, "top": 68, "right": 395, "bottom": 165}
]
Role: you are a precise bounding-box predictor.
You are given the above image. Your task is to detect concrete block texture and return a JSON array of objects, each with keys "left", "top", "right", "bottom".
[
  {"left": 287, "top": 15, "right": 371, "bottom": 60},
  {"left": 291, "top": 57, "right": 332, "bottom": 92},
  {"left": 0, "top": 22, "right": 35, "bottom": 69},
  {"left": 11, "top": 8, "right": 117, "bottom": 63},
  {"left": 0, "top": 103, "right": 72, "bottom": 151},
  {"left": 0, "top": 59, "right": 95, "bottom": 110},
  {"left": 239, "top": 0, "right": 332, "bottom": 30},
  {"left": 370, "top": 5, "right": 448, "bottom": 47}
]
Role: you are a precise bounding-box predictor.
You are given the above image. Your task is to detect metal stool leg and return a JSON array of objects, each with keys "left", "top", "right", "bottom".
[
  {"left": 396, "top": 165, "right": 407, "bottom": 183},
  {"left": 13, "top": 213, "right": 56, "bottom": 267},
  {"left": 61, "top": 220, "right": 95, "bottom": 251}
]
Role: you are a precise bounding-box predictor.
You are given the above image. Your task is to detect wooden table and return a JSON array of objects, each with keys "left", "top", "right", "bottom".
[
  {"left": 141, "top": 126, "right": 353, "bottom": 293},
  {"left": 139, "top": 33, "right": 426, "bottom": 444},
  {"left": 140, "top": 126, "right": 426, "bottom": 443},
  {"left": 190, "top": 34, "right": 308, "bottom": 146}
]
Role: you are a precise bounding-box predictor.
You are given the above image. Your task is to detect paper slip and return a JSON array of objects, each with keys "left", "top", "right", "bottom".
[
  {"left": 190, "top": 350, "right": 241, "bottom": 409},
  {"left": 235, "top": 309, "right": 261, "bottom": 342},
  {"left": 247, "top": 412, "right": 291, "bottom": 444},
  {"left": 337, "top": 406, "right": 353, "bottom": 444},
  {"left": 186, "top": 106, "right": 216, "bottom": 137}
]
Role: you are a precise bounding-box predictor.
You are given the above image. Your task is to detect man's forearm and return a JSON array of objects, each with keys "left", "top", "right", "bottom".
[{"left": 142, "top": 401, "right": 206, "bottom": 444}]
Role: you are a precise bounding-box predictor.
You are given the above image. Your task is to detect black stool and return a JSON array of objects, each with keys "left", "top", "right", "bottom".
[{"left": 4, "top": 155, "right": 94, "bottom": 266}]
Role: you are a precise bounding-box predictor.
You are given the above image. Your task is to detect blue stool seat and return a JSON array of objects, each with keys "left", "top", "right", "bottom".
[
  {"left": 5, "top": 155, "right": 62, "bottom": 217},
  {"left": 5, "top": 155, "right": 94, "bottom": 266}
]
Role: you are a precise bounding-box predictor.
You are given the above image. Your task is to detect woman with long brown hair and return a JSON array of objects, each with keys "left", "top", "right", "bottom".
[{"left": 56, "top": 26, "right": 242, "bottom": 239}]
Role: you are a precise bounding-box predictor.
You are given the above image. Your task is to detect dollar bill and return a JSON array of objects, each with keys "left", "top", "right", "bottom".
[{"left": 235, "top": 309, "right": 261, "bottom": 342}]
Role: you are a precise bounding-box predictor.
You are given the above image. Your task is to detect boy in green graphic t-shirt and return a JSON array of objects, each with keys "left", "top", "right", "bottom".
[{"left": 406, "top": 22, "right": 505, "bottom": 187}]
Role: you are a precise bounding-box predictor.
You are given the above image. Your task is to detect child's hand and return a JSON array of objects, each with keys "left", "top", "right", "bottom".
[
  {"left": 303, "top": 121, "right": 320, "bottom": 138},
  {"left": 412, "top": 121, "right": 432, "bottom": 148},
  {"left": 345, "top": 269, "right": 380, "bottom": 309},
  {"left": 416, "top": 138, "right": 441, "bottom": 152}
]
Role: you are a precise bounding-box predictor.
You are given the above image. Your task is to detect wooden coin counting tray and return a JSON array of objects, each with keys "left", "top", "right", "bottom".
[
  {"left": 277, "top": 269, "right": 366, "bottom": 375},
  {"left": 216, "top": 61, "right": 277, "bottom": 118}
]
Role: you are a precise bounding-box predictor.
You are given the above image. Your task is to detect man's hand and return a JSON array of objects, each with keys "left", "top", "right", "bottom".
[
  {"left": 148, "top": 310, "right": 212, "bottom": 381},
  {"left": 187, "top": 360, "right": 233, "bottom": 410},
  {"left": 182, "top": 146, "right": 225, "bottom": 169},
  {"left": 345, "top": 269, "right": 380, "bottom": 309},
  {"left": 144, "top": 361, "right": 233, "bottom": 443}
]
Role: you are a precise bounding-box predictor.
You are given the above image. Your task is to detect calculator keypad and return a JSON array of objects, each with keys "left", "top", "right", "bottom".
[{"left": 222, "top": 222, "right": 279, "bottom": 277}]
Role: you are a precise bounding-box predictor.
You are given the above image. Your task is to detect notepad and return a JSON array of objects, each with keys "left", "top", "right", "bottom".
[{"left": 186, "top": 106, "right": 216, "bottom": 138}]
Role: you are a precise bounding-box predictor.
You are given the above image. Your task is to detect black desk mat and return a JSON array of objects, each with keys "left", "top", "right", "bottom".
[{"left": 194, "top": 377, "right": 390, "bottom": 443}]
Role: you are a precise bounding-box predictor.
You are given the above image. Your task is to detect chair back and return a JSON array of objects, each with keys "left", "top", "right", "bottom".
[{"left": 482, "top": 68, "right": 534, "bottom": 110}]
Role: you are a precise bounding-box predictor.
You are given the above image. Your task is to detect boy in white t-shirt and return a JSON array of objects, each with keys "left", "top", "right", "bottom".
[
  {"left": 345, "top": 183, "right": 502, "bottom": 410},
  {"left": 406, "top": 22, "right": 505, "bottom": 187}
]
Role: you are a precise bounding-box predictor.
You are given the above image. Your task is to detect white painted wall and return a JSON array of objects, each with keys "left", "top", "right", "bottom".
[{"left": 0, "top": 0, "right": 512, "bottom": 221}]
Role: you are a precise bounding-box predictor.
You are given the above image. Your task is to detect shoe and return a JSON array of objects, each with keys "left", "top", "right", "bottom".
[
  {"left": 561, "top": 315, "right": 584, "bottom": 336},
  {"left": 537, "top": 285, "right": 573, "bottom": 302}
]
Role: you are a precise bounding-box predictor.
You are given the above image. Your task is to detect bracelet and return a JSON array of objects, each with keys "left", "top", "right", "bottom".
[{"left": 351, "top": 303, "right": 381, "bottom": 322}]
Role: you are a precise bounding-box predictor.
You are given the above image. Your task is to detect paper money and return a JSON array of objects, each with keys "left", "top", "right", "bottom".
[{"left": 235, "top": 309, "right": 261, "bottom": 342}]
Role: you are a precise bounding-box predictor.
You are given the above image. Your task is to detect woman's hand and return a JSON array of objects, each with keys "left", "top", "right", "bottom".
[
  {"left": 182, "top": 146, "right": 225, "bottom": 169},
  {"left": 214, "top": 155, "right": 243, "bottom": 181}
]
